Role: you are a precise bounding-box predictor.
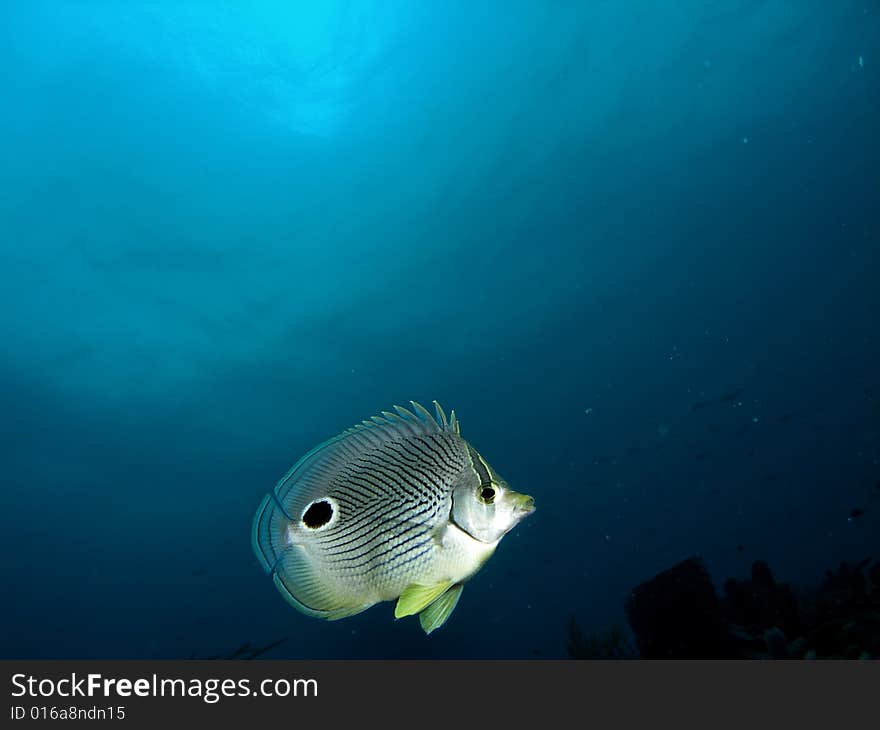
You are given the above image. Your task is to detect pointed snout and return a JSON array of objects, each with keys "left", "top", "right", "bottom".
[{"left": 510, "top": 491, "right": 535, "bottom": 515}]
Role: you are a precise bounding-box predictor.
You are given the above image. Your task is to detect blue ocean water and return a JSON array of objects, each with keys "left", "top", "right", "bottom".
[{"left": 1, "top": 1, "right": 878, "bottom": 659}]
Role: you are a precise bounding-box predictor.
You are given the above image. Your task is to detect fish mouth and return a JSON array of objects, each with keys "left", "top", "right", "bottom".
[{"left": 511, "top": 492, "right": 535, "bottom": 515}]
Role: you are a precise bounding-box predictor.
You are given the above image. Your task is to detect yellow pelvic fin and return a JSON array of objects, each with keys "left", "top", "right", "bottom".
[
  {"left": 394, "top": 580, "right": 454, "bottom": 619},
  {"left": 419, "top": 583, "right": 463, "bottom": 634}
]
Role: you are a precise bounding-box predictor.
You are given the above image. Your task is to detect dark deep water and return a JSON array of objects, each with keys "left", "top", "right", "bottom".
[{"left": 1, "top": 2, "right": 878, "bottom": 659}]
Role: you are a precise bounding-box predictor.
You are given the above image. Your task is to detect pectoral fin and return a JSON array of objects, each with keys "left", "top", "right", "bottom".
[
  {"left": 394, "top": 580, "right": 454, "bottom": 618},
  {"left": 419, "top": 583, "right": 463, "bottom": 634}
]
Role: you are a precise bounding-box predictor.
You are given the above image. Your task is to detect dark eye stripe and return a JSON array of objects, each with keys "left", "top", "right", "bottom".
[{"left": 467, "top": 445, "right": 492, "bottom": 486}]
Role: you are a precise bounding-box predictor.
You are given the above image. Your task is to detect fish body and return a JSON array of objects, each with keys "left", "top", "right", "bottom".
[{"left": 251, "top": 401, "right": 534, "bottom": 633}]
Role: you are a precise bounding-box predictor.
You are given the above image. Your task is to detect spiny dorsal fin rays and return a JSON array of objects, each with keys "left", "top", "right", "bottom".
[
  {"left": 361, "top": 410, "right": 423, "bottom": 441},
  {"left": 408, "top": 400, "right": 437, "bottom": 427},
  {"left": 393, "top": 403, "right": 437, "bottom": 437},
  {"left": 393, "top": 404, "right": 416, "bottom": 421},
  {"left": 433, "top": 400, "right": 449, "bottom": 429},
  {"left": 337, "top": 401, "right": 455, "bottom": 440}
]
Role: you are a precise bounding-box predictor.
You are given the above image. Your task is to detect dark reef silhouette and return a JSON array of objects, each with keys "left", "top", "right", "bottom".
[{"left": 569, "top": 556, "right": 880, "bottom": 659}]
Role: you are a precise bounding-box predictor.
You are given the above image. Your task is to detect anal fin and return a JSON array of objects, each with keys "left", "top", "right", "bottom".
[
  {"left": 419, "top": 583, "right": 463, "bottom": 634},
  {"left": 274, "top": 544, "right": 372, "bottom": 620}
]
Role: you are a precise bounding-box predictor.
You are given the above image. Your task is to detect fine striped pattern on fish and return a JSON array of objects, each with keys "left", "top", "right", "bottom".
[{"left": 251, "top": 401, "right": 535, "bottom": 633}]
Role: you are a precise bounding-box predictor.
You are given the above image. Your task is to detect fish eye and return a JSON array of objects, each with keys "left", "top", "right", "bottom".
[
  {"left": 478, "top": 485, "right": 496, "bottom": 505},
  {"left": 302, "top": 499, "right": 333, "bottom": 529}
]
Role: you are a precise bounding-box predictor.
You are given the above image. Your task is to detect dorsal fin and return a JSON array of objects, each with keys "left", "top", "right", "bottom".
[{"left": 432, "top": 400, "right": 449, "bottom": 429}]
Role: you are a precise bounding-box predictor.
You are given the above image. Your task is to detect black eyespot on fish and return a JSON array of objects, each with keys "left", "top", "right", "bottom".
[
  {"left": 850, "top": 508, "right": 864, "bottom": 519},
  {"left": 303, "top": 500, "right": 333, "bottom": 529},
  {"left": 479, "top": 486, "right": 496, "bottom": 504}
]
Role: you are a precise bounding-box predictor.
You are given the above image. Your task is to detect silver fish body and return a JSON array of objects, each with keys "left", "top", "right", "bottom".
[{"left": 251, "top": 401, "right": 534, "bottom": 633}]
